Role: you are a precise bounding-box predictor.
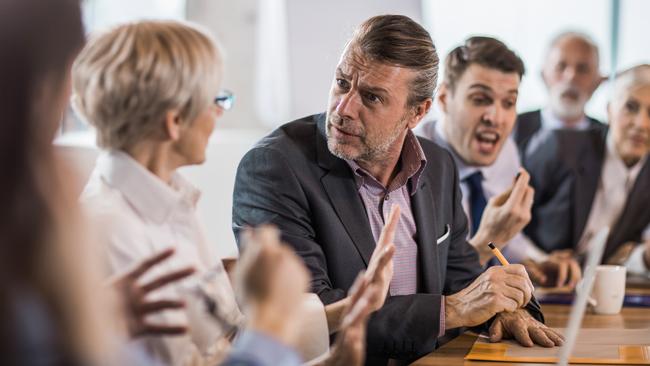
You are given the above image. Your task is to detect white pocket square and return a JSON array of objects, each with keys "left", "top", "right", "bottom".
[{"left": 436, "top": 224, "right": 450, "bottom": 245}]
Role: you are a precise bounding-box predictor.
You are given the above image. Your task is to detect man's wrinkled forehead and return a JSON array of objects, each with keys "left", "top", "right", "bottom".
[
  {"left": 336, "top": 46, "right": 414, "bottom": 95},
  {"left": 338, "top": 47, "right": 402, "bottom": 79}
]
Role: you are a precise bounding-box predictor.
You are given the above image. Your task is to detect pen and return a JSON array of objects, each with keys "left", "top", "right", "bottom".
[{"left": 488, "top": 242, "right": 510, "bottom": 265}]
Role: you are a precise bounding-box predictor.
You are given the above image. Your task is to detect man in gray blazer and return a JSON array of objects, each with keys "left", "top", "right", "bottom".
[
  {"left": 233, "top": 15, "right": 561, "bottom": 365},
  {"left": 525, "top": 65, "right": 650, "bottom": 275},
  {"left": 514, "top": 31, "right": 606, "bottom": 161}
]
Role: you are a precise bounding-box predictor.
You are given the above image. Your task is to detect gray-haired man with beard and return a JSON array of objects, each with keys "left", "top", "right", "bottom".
[{"left": 514, "top": 31, "right": 607, "bottom": 161}]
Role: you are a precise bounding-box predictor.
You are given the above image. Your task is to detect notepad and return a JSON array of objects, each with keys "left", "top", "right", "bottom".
[
  {"left": 466, "top": 228, "right": 650, "bottom": 365},
  {"left": 465, "top": 328, "right": 650, "bottom": 364}
]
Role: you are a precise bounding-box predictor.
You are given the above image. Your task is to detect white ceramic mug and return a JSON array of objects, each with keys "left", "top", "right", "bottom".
[{"left": 590, "top": 265, "right": 626, "bottom": 315}]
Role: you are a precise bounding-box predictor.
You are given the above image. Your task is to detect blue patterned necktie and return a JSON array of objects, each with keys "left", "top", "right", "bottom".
[{"left": 463, "top": 171, "right": 486, "bottom": 236}]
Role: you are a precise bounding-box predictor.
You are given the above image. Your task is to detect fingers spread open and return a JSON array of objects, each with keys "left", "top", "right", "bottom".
[
  {"left": 139, "top": 299, "right": 186, "bottom": 315},
  {"left": 141, "top": 267, "right": 195, "bottom": 293},
  {"left": 129, "top": 248, "right": 176, "bottom": 279},
  {"left": 511, "top": 322, "right": 534, "bottom": 347},
  {"left": 141, "top": 322, "right": 187, "bottom": 336},
  {"left": 529, "top": 326, "right": 555, "bottom": 347},
  {"left": 489, "top": 319, "right": 504, "bottom": 342},
  {"left": 543, "top": 328, "right": 565, "bottom": 346}
]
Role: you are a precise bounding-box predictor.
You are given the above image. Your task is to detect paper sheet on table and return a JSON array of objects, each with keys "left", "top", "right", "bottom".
[{"left": 465, "top": 328, "right": 650, "bottom": 364}]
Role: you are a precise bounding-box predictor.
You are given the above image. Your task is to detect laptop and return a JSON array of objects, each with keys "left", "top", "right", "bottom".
[{"left": 557, "top": 227, "right": 611, "bottom": 366}]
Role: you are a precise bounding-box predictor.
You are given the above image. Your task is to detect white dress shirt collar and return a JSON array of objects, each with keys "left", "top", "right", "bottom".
[
  {"left": 419, "top": 118, "right": 546, "bottom": 263},
  {"left": 433, "top": 118, "right": 523, "bottom": 197},
  {"left": 541, "top": 107, "right": 591, "bottom": 131},
  {"left": 434, "top": 117, "right": 483, "bottom": 181},
  {"left": 96, "top": 150, "right": 201, "bottom": 224},
  {"left": 577, "top": 131, "right": 647, "bottom": 254}
]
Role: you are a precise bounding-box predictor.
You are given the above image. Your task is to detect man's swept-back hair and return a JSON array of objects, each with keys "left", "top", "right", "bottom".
[
  {"left": 348, "top": 14, "right": 439, "bottom": 106},
  {"left": 444, "top": 36, "right": 525, "bottom": 92}
]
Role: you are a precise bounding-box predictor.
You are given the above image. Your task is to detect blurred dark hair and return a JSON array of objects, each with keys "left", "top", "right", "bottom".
[
  {"left": 444, "top": 36, "right": 525, "bottom": 92},
  {"left": 0, "top": 0, "right": 85, "bottom": 364}
]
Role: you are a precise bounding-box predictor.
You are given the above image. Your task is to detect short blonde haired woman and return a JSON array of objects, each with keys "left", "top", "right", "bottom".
[{"left": 74, "top": 20, "right": 241, "bottom": 365}]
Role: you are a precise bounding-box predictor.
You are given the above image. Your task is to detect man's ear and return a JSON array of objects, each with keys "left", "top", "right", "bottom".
[
  {"left": 540, "top": 69, "right": 549, "bottom": 88},
  {"left": 599, "top": 75, "right": 608, "bottom": 84},
  {"left": 594, "top": 74, "right": 608, "bottom": 92},
  {"left": 438, "top": 83, "right": 450, "bottom": 114},
  {"left": 606, "top": 101, "right": 613, "bottom": 124},
  {"left": 164, "top": 109, "right": 182, "bottom": 141},
  {"left": 408, "top": 98, "right": 433, "bottom": 129}
]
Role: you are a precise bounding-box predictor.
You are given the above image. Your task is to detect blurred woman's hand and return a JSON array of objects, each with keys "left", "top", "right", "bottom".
[
  {"left": 236, "top": 227, "right": 310, "bottom": 346},
  {"left": 108, "top": 248, "right": 195, "bottom": 337}
]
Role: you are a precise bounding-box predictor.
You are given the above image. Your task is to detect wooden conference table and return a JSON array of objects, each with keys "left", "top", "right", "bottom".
[{"left": 411, "top": 286, "right": 650, "bottom": 365}]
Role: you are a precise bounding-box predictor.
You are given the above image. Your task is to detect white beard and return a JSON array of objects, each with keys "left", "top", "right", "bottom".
[{"left": 548, "top": 86, "right": 588, "bottom": 122}]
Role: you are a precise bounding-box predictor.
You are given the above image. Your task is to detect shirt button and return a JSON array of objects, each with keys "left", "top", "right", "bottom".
[{"left": 385, "top": 194, "right": 389, "bottom": 201}]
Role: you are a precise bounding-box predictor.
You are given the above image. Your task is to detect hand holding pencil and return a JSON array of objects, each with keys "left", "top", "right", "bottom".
[{"left": 444, "top": 245, "right": 535, "bottom": 329}]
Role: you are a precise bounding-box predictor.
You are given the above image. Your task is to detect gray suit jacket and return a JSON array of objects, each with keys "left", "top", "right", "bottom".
[
  {"left": 524, "top": 127, "right": 650, "bottom": 261},
  {"left": 232, "top": 113, "right": 543, "bottom": 364},
  {"left": 513, "top": 109, "right": 605, "bottom": 161}
]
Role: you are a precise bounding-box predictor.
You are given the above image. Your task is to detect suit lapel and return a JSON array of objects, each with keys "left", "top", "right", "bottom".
[
  {"left": 572, "top": 135, "right": 605, "bottom": 245},
  {"left": 316, "top": 114, "right": 442, "bottom": 292},
  {"left": 411, "top": 176, "right": 441, "bottom": 294},
  {"left": 316, "top": 115, "right": 376, "bottom": 266},
  {"left": 604, "top": 159, "right": 650, "bottom": 259},
  {"left": 516, "top": 111, "right": 542, "bottom": 160},
  {"left": 523, "top": 111, "right": 542, "bottom": 141}
]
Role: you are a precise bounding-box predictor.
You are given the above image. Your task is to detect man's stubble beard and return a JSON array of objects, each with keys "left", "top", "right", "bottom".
[{"left": 326, "top": 113, "right": 409, "bottom": 165}]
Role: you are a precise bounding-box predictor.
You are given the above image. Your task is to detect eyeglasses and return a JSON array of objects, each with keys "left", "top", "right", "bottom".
[{"left": 214, "top": 90, "right": 235, "bottom": 111}]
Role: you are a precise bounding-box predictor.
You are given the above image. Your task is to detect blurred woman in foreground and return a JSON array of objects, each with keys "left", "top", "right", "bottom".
[
  {"left": 0, "top": 0, "right": 114, "bottom": 364},
  {"left": 0, "top": 0, "right": 395, "bottom": 364}
]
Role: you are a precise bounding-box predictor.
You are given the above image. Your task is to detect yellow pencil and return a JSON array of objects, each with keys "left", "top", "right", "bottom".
[{"left": 488, "top": 242, "right": 510, "bottom": 265}]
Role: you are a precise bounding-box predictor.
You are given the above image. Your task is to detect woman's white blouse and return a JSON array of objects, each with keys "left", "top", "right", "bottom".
[{"left": 81, "top": 150, "right": 243, "bottom": 366}]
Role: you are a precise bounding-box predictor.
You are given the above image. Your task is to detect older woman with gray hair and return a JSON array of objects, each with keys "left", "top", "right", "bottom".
[{"left": 73, "top": 19, "right": 397, "bottom": 366}]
